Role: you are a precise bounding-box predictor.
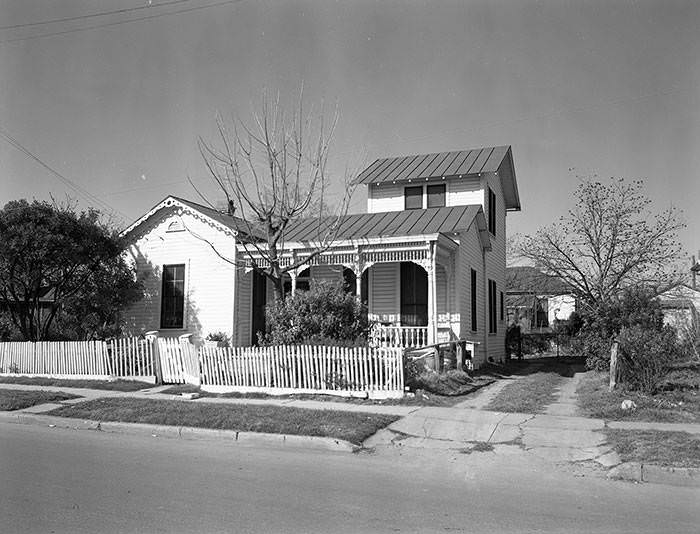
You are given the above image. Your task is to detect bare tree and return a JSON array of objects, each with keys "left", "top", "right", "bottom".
[
  {"left": 195, "top": 91, "right": 356, "bottom": 300},
  {"left": 519, "top": 178, "right": 686, "bottom": 311}
]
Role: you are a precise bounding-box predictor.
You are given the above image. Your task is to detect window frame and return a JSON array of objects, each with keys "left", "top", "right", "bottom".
[
  {"left": 160, "top": 264, "right": 186, "bottom": 329},
  {"left": 488, "top": 187, "right": 496, "bottom": 236},
  {"left": 426, "top": 184, "right": 446, "bottom": 208},
  {"left": 488, "top": 279, "right": 497, "bottom": 334},
  {"left": 404, "top": 186, "right": 423, "bottom": 210},
  {"left": 470, "top": 269, "right": 477, "bottom": 332}
]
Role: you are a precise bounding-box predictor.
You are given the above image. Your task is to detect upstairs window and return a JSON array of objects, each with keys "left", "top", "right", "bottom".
[
  {"left": 488, "top": 187, "right": 496, "bottom": 235},
  {"left": 161, "top": 264, "right": 185, "bottom": 329},
  {"left": 404, "top": 186, "right": 423, "bottom": 210},
  {"left": 426, "top": 184, "right": 446, "bottom": 208}
]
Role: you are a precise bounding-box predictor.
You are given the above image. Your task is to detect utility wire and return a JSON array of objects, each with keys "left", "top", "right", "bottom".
[
  {"left": 0, "top": 0, "right": 193, "bottom": 31},
  {"left": 0, "top": 127, "right": 127, "bottom": 220},
  {"left": 0, "top": 0, "right": 243, "bottom": 45}
]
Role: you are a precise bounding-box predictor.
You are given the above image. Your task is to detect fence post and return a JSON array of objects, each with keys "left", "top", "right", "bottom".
[
  {"left": 145, "top": 331, "right": 162, "bottom": 384},
  {"left": 609, "top": 340, "right": 619, "bottom": 392}
]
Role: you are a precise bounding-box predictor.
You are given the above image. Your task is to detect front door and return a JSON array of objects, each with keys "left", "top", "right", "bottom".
[
  {"left": 251, "top": 271, "right": 267, "bottom": 345},
  {"left": 400, "top": 262, "right": 428, "bottom": 326}
]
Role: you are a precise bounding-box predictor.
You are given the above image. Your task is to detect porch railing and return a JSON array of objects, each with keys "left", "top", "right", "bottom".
[{"left": 369, "top": 325, "right": 428, "bottom": 349}]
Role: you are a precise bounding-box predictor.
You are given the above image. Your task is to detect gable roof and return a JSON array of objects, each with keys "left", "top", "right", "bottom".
[
  {"left": 121, "top": 196, "right": 265, "bottom": 241},
  {"left": 355, "top": 145, "right": 520, "bottom": 211},
  {"left": 282, "top": 205, "right": 483, "bottom": 243}
]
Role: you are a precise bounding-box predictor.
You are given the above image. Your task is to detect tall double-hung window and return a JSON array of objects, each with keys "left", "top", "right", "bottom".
[
  {"left": 488, "top": 187, "right": 497, "bottom": 235},
  {"left": 488, "top": 279, "right": 497, "bottom": 334},
  {"left": 161, "top": 264, "right": 185, "bottom": 329}
]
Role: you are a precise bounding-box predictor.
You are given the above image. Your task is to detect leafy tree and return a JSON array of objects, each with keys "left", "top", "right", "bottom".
[
  {"left": 574, "top": 287, "right": 666, "bottom": 370},
  {"left": 53, "top": 260, "right": 144, "bottom": 340},
  {"left": 0, "top": 199, "right": 142, "bottom": 341},
  {"left": 196, "top": 91, "right": 356, "bottom": 300},
  {"left": 519, "top": 178, "right": 685, "bottom": 311}
]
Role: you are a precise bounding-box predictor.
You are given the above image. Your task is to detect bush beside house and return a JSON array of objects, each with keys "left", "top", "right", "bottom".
[{"left": 262, "top": 282, "right": 371, "bottom": 346}]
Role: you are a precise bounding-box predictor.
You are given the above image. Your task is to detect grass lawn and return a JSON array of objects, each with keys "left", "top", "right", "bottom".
[
  {"left": 159, "top": 377, "right": 496, "bottom": 407},
  {"left": 485, "top": 372, "right": 565, "bottom": 413},
  {"left": 48, "top": 397, "right": 399, "bottom": 445},
  {"left": 0, "top": 388, "right": 80, "bottom": 411},
  {"left": 0, "top": 376, "right": 153, "bottom": 392},
  {"left": 576, "top": 371, "right": 700, "bottom": 423},
  {"left": 604, "top": 429, "right": 700, "bottom": 468}
]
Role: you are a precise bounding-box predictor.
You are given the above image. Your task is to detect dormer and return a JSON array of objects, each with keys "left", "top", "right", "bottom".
[{"left": 356, "top": 145, "right": 520, "bottom": 215}]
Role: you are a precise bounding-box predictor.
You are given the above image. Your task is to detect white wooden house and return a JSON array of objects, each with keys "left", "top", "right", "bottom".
[{"left": 121, "top": 145, "right": 520, "bottom": 367}]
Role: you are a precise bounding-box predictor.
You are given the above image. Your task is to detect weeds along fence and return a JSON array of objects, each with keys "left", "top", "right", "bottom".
[
  {"left": 199, "top": 345, "right": 405, "bottom": 399},
  {"left": 0, "top": 338, "right": 156, "bottom": 382}
]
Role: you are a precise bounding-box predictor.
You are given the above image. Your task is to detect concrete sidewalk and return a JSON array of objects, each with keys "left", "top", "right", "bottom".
[{"left": 3, "top": 380, "right": 700, "bottom": 487}]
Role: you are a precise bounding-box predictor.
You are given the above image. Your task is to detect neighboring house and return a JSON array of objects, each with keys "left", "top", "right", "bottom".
[
  {"left": 121, "top": 145, "right": 520, "bottom": 367},
  {"left": 505, "top": 266, "right": 575, "bottom": 332},
  {"left": 657, "top": 284, "right": 700, "bottom": 337}
]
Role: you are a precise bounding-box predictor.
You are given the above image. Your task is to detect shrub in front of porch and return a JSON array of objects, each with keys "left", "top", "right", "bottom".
[{"left": 261, "top": 282, "right": 370, "bottom": 346}]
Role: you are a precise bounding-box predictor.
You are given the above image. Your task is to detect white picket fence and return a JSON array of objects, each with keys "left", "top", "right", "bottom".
[
  {"left": 157, "top": 337, "right": 200, "bottom": 385},
  {"left": 199, "top": 345, "right": 405, "bottom": 399},
  {"left": 0, "top": 338, "right": 156, "bottom": 382}
]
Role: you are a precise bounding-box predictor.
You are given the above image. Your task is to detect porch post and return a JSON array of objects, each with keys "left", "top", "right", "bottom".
[
  {"left": 427, "top": 242, "right": 437, "bottom": 345},
  {"left": 352, "top": 247, "right": 363, "bottom": 298},
  {"left": 290, "top": 270, "right": 297, "bottom": 296}
]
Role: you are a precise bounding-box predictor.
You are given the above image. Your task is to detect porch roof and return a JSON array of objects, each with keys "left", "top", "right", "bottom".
[{"left": 283, "top": 205, "right": 482, "bottom": 243}]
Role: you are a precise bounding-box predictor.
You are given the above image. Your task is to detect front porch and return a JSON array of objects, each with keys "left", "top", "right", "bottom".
[{"left": 239, "top": 234, "right": 460, "bottom": 348}]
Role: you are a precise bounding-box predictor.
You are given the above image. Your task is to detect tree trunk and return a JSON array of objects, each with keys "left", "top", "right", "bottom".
[{"left": 609, "top": 340, "right": 620, "bottom": 391}]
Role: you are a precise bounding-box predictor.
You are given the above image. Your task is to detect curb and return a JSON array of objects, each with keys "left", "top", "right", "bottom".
[
  {"left": 607, "top": 462, "right": 700, "bottom": 487},
  {"left": 0, "top": 411, "right": 359, "bottom": 453}
]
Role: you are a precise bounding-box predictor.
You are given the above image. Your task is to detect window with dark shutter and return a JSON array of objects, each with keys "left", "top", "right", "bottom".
[
  {"left": 470, "top": 269, "right": 477, "bottom": 331},
  {"left": 500, "top": 291, "right": 504, "bottom": 321},
  {"left": 426, "top": 184, "right": 446, "bottom": 208},
  {"left": 161, "top": 264, "right": 185, "bottom": 329},
  {"left": 488, "top": 279, "right": 497, "bottom": 334},
  {"left": 404, "top": 186, "right": 423, "bottom": 210},
  {"left": 488, "top": 187, "right": 496, "bottom": 235}
]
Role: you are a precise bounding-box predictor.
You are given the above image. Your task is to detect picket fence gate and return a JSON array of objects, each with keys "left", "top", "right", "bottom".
[
  {"left": 199, "top": 345, "right": 405, "bottom": 399},
  {"left": 0, "top": 338, "right": 156, "bottom": 382}
]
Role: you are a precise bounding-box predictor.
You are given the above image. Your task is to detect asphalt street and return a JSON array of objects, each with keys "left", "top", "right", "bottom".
[{"left": 1, "top": 422, "right": 698, "bottom": 533}]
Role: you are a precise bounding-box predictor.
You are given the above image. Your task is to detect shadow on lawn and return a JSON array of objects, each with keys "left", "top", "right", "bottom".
[{"left": 483, "top": 355, "right": 587, "bottom": 379}]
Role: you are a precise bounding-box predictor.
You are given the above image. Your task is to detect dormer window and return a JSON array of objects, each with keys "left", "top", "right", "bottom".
[
  {"left": 427, "top": 184, "right": 446, "bottom": 208},
  {"left": 404, "top": 186, "right": 423, "bottom": 210}
]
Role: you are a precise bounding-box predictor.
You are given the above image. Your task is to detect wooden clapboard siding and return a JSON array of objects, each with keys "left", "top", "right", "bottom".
[
  {"left": 124, "top": 209, "right": 237, "bottom": 341},
  {"left": 367, "top": 183, "right": 405, "bottom": 213},
  {"left": 483, "top": 171, "right": 507, "bottom": 363},
  {"left": 447, "top": 175, "right": 482, "bottom": 206},
  {"left": 367, "top": 176, "right": 482, "bottom": 214},
  {"left": 369, "top": 263, "right": 400, "bottom": 323},
  {"left": 457, "top": 221, "right": 486, "bottom": 365},
  {"left": 310, "top": 265, "right": 343, "bottom": 286}
]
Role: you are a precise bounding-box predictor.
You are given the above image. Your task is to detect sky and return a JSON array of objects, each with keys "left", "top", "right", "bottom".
[{"left": 1, "top": 0, "right": 699, "bottom": 262}]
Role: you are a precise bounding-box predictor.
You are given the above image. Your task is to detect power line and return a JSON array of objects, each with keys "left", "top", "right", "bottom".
[
  {"left": 0, "top": 127, "right": 127, "bottom": 220},
  {"left": 0, "top": 0, "right": 244, "bottom": 45},
  {"left": 0, "top": 0, "right": 193, "bottom": 31}
]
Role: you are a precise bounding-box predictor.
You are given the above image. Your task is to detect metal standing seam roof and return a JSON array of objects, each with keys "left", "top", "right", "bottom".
[
  {"left": 281, "top": 205, "right": 481, "bottom": 243},
  {"left": 355, "top": 146, "right": 510, "bottom": 185}
]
